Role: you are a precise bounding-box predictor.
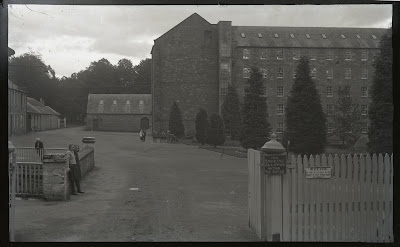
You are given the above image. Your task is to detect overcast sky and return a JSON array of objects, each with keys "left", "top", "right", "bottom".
[{"left": 8, "top": 4, "right": 392, "bottom": 78}]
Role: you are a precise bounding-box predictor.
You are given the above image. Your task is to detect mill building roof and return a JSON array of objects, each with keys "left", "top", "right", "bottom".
[
  {"left": 27, "top": 97, "right": 61, "bottom": 115},
  {"left": 234, "top": 26, "right": 387, "bottom": 48},
  {"left": 8, "top": 79, "right": 25, "bottom": 93},
  {"left": 87, "top": 94, "right": 152, "bottom": 115}
]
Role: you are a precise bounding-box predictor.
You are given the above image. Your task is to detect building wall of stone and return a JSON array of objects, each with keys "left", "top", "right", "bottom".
[
  {"left": 152, "top": 15, "right": 219, "bottom": 135},
  {"left": 232, "top": 46, "right": 377, "bottom": 136},
  {"left": 8, "top": 88, "right": 27, "bottom": 136},
  {"left": 87, "top": 114, "right": 152, "bottom": 132}
]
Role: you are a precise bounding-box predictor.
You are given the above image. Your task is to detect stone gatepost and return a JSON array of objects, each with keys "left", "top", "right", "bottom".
[
  {"left": 82, "top": 137, "right": 96, "bottom": 148},
  {"left": 42, "top": 154, "right": 70, "bottom": 201},
  {"left": 261, "top": 133, "right": 286, "bottom": 241}
]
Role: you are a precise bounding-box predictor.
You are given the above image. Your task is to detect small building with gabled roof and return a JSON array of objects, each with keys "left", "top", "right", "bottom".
[
  {"left": 27, "top": 97, "right": 61, "bottom": 132},
  {"left": 86, "top": 94, "right": 152, "bottom": 132}
]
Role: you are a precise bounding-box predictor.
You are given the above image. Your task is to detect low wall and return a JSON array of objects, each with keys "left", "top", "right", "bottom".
[{"left": 77, "top": 146, "right": 95, "bottom": 178}]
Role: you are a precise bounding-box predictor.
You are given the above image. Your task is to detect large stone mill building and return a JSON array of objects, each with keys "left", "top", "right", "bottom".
[{"left": 151, "top": 13, "right": 387, "bottom": 137}]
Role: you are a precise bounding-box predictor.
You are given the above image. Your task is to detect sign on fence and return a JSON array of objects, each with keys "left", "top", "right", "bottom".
[
  {"left": 262, "top": 154, "right": 286, "bottom": 174},
  {"left": 305, "top": 167, "right": 332, "bottom": 179}
]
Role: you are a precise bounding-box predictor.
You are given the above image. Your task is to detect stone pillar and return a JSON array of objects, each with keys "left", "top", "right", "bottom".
[
  {"left": 261, "top": 133, "right": 286, "bottom": 241},
  {"left": 82, "top": 137, "right": 96, "bottom": 148},
  {"left": 42, "top": 154, "right": 70, "bottom": 201}
]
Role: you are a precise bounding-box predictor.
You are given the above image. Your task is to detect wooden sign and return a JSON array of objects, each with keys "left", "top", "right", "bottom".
[
  {"left": 262, "top": 154, "right": 286, "bottom": 175},
  {"left": 305, "top": 167, "right": 332, "bottom": 179}
]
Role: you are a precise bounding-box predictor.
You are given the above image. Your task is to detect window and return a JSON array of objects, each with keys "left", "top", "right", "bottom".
[
  {"left": 361, "top": 86, "right": 368, "bottom": 97},
  {"left": 310, "top": 68, "right": 317, "bottom": 78},
  {"left": 111, "top": 100, "right": 117, "bottom": 112},
  {"left": 341, "top": 34, "right": 346, "bottom": 39},
  {"left": 327, "top": 104, "right": 334, "bottom": 115},
  {"left": 139, "top": 100, "right": 144, "bottom": 113},
  {"left": 361, "top": 69, "right": 368, "bottom": 79},
  {"left": 322, "top": 34, "right": 327, "bottom": 39},
  {"left": 243, "top": 49, "right": 250, "bottom": 59},
  {"left": 345, "top": 68, "right": 351, "bottom": 79},
  {"left": 345, "top": 51, "right": 352, "bottom": 60},
  {"left": 327, "top": 122, "right": 333, "bottom": 133},
  {"left": 262, "top": 86, "right": 267, "bottom": 96},
  {"left": 220, "top": 87, "right": 227, "bottom": 95},
  {"left": 240, "top": 33, "right": 245, "bottom": 38},
  {"left": 221, "top": 44, "right": 230, "bottom": 56},
  {"left": 327, "top": 86, "right": 333, "bottom": 97},
  {"left": 356, "top": 34, "right": 361, "bottom": 39},
  {"left": 277, "top": 86, "right": 284, "bottom": 97},
  {"left": 261, "top": 69, "right": 268, "bottom": 78},
  {"left": 277, "top": 50, "right": 284, "bottom": 60},
  {"left": 261, "top": 51, "right": 267, "bottom": 59},
  {"left": 277, "top": 68, "right": 284, "bottom": 78},
  {"left": 274, "top": 33, "right": 279, "bottom": 38},
  {"left": 243, "top": 68, "right": 250, "bottom": 78},
  {"left": 258, "top": 33, "right": 263, "bottom": 38},
  {"left": 293, "top": 69, "right": 297, "bottom": 79},
  {"left": 98, "top": 100, "right": 104, "bottom": 113},
  {"left": 277, "top": 104, "right": 284, "bottom": 115},
  {"left": 327, "top": 69, "right": 333, "bottom": 79},
  {"left": 220, "top": 79, "right": 228, "bottom": 95},
  {"left": 113, "top": 100, "right": 117, "bottom": 105},
  {"left": 309, "top": 50, "right": 316, "bottom": 60},
  {"left": 327, "top": 50, "right": 333, "bottom": 60},
  {"left": 362, "top": 123, "right": 369, "bottom": 133},
  {"left": 372, "top": 35, "right": 377, "bottom": 40},
  {"left": 290, "top": 33, "right": 294, "bottom": 38},
  {"left": 293, "top": 50, "right": 300, "bottom": 60},
  {"left": 125, "top": 100, "right": 131, "bottom": 113},
  {"left": 361, "top": 105, "right": 368, "bottom": 115},
  {"left": 244, "top": 86, "right": 250, "bottom": 95},
  {"left": 277, "top": 123, "right": 284, "bottom": 133},
  {"left": 345, "top": 86, "right": 351, "bottom": 97},
  {"left": 361, "top": 51, "right": 368, "bottom": 60},
  {"left": 220, "top": 63, "right": 230, "bottom": 77},
  {"left": 306, "top": 34, "right": 311, "bottom": 39}
]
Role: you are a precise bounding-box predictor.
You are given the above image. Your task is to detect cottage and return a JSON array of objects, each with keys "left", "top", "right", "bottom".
[
  {"left": 86, "top": 94, "right": 152, "bottom": 132},
  {"left": 27, "top": 97, "right": 61, "bottom": 132}
]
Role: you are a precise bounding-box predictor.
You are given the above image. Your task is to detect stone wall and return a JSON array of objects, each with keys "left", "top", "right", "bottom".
[{"left": 86, "top": 114, "right": 152, "bottom": 132}]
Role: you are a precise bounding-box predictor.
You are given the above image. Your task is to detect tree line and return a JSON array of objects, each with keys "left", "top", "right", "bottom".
[
  {"left": 167, "top": 30, "right": 392, "bottom": 155},
  {"left": 8, "top": 53, "right": 151, "bottom": 123}
]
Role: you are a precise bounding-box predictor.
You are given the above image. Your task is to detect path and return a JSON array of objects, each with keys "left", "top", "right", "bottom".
[{"left": 10, "top": 127, "right": 258, "bottom": 242}]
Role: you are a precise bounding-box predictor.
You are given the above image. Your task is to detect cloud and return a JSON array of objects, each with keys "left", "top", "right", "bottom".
[{"left": 8, "top": 4, "right": 392, "bottom": 77}]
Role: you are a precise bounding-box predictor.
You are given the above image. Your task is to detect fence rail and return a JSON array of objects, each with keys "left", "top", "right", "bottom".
[
  {"left": 248, "top": 150, "right": 393, "bottom": 242},
  {"left": 16, "top": 147, "right": 67, "bottom": 162},
  {"left": 15, "top": 162, "right": 44, "bottom": 197}
]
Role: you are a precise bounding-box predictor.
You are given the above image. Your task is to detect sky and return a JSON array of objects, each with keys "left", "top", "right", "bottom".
[{"left": 8, "top": 4, "right": 392, "bottom": 78}]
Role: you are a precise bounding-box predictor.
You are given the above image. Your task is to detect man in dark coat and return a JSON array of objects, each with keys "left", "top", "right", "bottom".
[{"left": 34, "top": 138, "right": 44, "bottom": 159}]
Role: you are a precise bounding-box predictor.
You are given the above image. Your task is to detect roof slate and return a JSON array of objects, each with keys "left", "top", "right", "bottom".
[
  {"left": 233, "top": 26, "right": 387, "bottom": 48},
  {"left": 86, "top": 94, "right": 152, "bottom": 114},
  {"left": 27, "top": 97, "right": 60, "bottom": 115},
  {"left": 8, "top": 79, "right": 25, "bottom": 93}
]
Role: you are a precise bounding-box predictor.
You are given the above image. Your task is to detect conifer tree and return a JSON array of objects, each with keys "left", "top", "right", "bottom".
[
  {"left": 207, "top": 113, "right": 225, "bottom": 147},
  {"left": 331, "top": 86, "right": 362, "bottom": 147},
  {"left": 368, "top": 30, "right": 393, "bottom": 154},
  {"left": 240, "top": 67, "right": 270, "bottom": 149},
  {"left": 168, "top": 101, "right": 185, "bottom": 137},
  {"left": 284, "top": 56, "right": 327, "bottom": 155},
  {"left": 195, "top": 108, "right": 209, "bottom": 145},
  {"left": 221, "top": 85, "right": 242, "bottom": 140}
]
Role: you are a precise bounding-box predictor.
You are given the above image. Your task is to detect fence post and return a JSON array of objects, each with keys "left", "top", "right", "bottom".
[
  {"left": 261, "top": 133, "right": 286, "bottom": 241},
  {"left": 9, "top": 141, "right": 16, "bottom": 242},
  {"left": 42, "top": 154, "right": 70, "bottom": 201}
]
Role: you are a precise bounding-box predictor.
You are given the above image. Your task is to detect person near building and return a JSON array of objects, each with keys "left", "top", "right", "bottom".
[
  {"left": 34, "top": 138, "right": 44, "bottom": 159},
  {"left": 139, "top": 129, "right": 144, "bottom": 142},
  {"left": 65, "top": 144, "right": 84, "bottom": 195},
  {"left": 143, "top": 129, "right": 147, "bottom": 142}
]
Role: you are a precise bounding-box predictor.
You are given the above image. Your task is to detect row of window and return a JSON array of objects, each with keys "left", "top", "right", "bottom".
[
  {"left": 98, "top": 100, "right": 145, "bottom": 113},
  {"left": 99, "top": 100, "right": 144, "bottom": 105},
  {"left": 8, "top": 90, "right": 25, "bottom": 111},
  {"left": 240, "top": 32, "right": 377, "bottom": 41},
  {"left": 242, "top": 67, "right": 369, "bottom": 80},
  {"left": 275, "top": 122, "right": 369, "bottom": 134},
  {"left": 326, "top": 104, "right": 369, "bottom": 115},
  {"left": 243, "top": 49, "right": 371, "bottom": 61}
]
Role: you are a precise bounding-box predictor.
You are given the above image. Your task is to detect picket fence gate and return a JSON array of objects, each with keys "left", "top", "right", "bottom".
[{"left": 248, "top": 150, "right": 393, "bottom": 242}]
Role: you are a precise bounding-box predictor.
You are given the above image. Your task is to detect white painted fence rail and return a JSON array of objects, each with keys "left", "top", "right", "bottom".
[{"left": 248, "top": 150, "right": 393, "bottom": 242}]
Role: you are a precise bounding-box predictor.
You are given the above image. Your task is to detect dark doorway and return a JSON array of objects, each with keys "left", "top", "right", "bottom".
[
  {"left": 140, "top": 117, "right": 149, "bottom": 130},
  {"left": 27, "top": 115, "right": 31, "bottom": 132},
  {"left": 93, "top": 118, "right": 100, "bottom": 131}
]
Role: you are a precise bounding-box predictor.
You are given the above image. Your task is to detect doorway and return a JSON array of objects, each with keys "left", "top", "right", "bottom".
[{"left": 140, "top": 117, "right": 149, "bottom": 130}]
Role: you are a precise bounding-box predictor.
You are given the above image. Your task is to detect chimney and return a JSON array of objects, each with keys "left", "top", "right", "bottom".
[{"left": 40, "top": 98, "right": 44, "bottom": 105}]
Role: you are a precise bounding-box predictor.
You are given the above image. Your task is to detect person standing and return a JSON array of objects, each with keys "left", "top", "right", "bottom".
[
  {"left": 65, "top": 144, "right": 84, "bottom": 195},
  {"left": 34, "top": 138, "right": 44, "bottom": 160},
  {"left": 73, "top": 145, "right": 84, "bottom": 193},
  {"left": 139, "top": 129, "right": 144, "bottom": 142},
  {"left": 143, "top": 129, "right": 147, "bottom": 142}
]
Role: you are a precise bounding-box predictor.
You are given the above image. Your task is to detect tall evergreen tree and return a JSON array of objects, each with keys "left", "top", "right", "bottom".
[
  {"left": 240, "top": 67, "right": 270, "bottom": 149},
  {"left": 207, "top": 113, "right": 225, "bottom": 147},
  {"left": 368, "top": 30, "right": 393, "bottom": 154},
  {"left": 221, "top": 85, "right": 242, "bottom": 140},
  {"left": 195, "top": 108, "right": 209, "bottom": 145},
  {"left": 331, "top": 86, "right": 362, "bottom": 147},
  {"left": 168, "top": 101, "right": 185, "bottom": 137},
  {"left": 284, "top": 56, "right": 327, "bottom": 155}
]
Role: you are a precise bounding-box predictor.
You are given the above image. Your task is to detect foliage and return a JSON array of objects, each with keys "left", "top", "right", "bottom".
[
  {"left": 206, "top": 113, "right": 225, "bottom": 147},
  {"left": 240, "top": 67, "right": 270, "bottom": 149},
  {"left": 283, "top": 56, "right": 327, "bottom": 155},
  {"left": 368, "top": 30, "right": 393, "bottom": 154},
  {"left": 168, "top": 101, "right": 185, "bottom": 137},
  {"left": 331, "top": 86, "right": 362, "bottom": 147},
  {"left": 221, "top": 85, "right": 242, "bottom": 140},
  {"left": 195, "top": 108, "right": 209, "bottom": 145}
]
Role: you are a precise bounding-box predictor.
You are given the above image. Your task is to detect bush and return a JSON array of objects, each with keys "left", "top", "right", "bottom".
[
  {"left": 195, "top": 108, "right": 209, "bottom": 145},
  {"left": 168, "top": 101, "right": 185, "bottom": 137},
  {"left": 206, "top": 113, "right": 225, "bottom": 147}
]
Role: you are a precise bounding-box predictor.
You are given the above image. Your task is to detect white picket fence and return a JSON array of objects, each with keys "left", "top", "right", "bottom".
[
  {"left": 248, "top": 150, "right": 393, "bottom": 242},
  {"left": 16, "top": 147, "right": 67, "bottom": 162}
]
